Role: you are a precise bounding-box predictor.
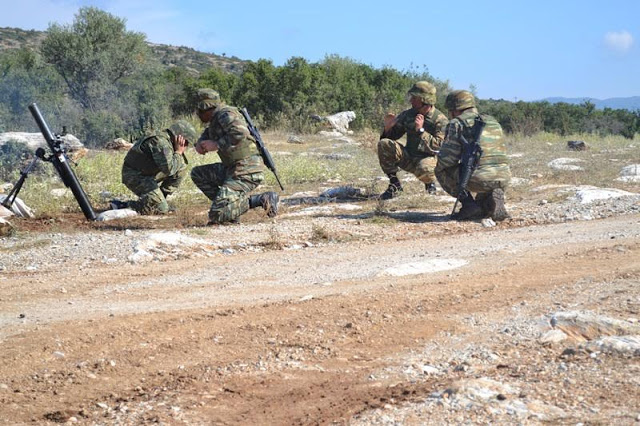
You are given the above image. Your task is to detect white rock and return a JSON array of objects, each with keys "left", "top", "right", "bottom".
[
  {"left": 96, "top": 209, "right": 138, "bottom": 221},
  {"left": 380, "top": 258, "right": 467, "bottom": 277},
  {"left": 547, "top": 158, "right": 585, "bottom": 171},
  {"left": 616, "top": 164, "right": 640, "bottom": 182},
  {"left": 583, "top": 335, "right": 640, "bottom": 355},
  {"left": 539, "top": 329, "right": 569, "bottom": 344},
  {"left": 573, "top": 187, "right": 637, "bottom": 204},
  {"left": 0, "top": 195, "right": 35, "bottom": 218}
]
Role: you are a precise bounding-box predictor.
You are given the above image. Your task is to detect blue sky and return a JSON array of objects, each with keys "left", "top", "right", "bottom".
[{"left": 1, "top": 0, "right": 638, "bottom": 101}]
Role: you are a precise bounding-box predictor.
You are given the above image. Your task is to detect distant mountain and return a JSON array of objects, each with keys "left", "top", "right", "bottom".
[
  {"left": 541, "top": 96, "right": 640, "bottom": 111},
  {"left": 0, "top": 26, "right": 247, "bottom": 74}
]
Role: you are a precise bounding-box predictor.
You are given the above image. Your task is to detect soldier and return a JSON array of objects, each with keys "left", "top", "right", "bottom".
[
  {"left": 113, "top": 120, "right": 197, "bottom": 214},
  {"left": 191, "top": 88, "right": 279, "bottom": 224},
  {"left": 377, "top": 81, "right": 449, "bottom": 199},
  {"left": 435, "top": 90, "right": 511, "bottom": 221}
]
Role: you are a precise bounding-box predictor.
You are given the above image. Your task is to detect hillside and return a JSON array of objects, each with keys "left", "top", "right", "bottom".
[
  {"left": 542, "top": 96, "right": 640, "bottom": 111},
  {"left": 0, "top": 26, "right": 247, "bottom": 74}
]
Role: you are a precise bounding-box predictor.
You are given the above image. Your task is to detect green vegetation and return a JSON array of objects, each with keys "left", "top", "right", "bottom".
[{"left": 1, "top": 7, "right": 638, "bottom": 148}]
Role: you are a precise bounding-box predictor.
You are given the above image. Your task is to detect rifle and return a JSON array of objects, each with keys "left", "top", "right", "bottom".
[
  {"left": 240, "top": 108, "right": 285, "bottom": 191},
  {"left": 28, "top": 103, "right": 97, "bottom": 220},
  {"left": 451, "top": 116, "right": 485, "bottom": 215}
]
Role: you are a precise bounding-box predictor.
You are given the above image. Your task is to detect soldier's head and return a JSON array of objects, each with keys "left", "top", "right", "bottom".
[
  {"left": 195, "top": 88, "right": 221, "bottom": 122},
  {"left": 168, "top": 120, "right": 197, "bottom": 145},
  {"left": 408, "top": 81, "right": 437, "bottom": 110},
  {"left": 445, "top": 90, "right": 476, "bottom": 117}
]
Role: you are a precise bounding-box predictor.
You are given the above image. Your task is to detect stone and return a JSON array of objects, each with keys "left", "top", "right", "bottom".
[
  {"left": 104, "top": 138, "right": 133, "bottom": 150},
  {"left": 547, "top": 158, "right": 585, "bottom": 171},
  {"left": 616, "top": 164, "right": 640, "bottom": 183},
  {"left": 96, "top": 209, "right": 138, "bottom": 221},
  {"left": 567, "top": 140, "right": 587, "bottom": 151}
]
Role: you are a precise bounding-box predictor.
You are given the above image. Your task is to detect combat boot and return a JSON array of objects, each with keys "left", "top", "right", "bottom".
[
  {"left": 249, "top": 192, "right": 279, "bottom": 217},
  {"left": 380, "top": 174, "right": 403, "bottom": 200},
  {"left": 485, "top": 188, "right": 509, "bottom": 222},
  {"left": 451, "top": 193, "right": 483, "bottom": 221},
  {"left": 425, "top": 182, "right": 437, "bottom": 195}
]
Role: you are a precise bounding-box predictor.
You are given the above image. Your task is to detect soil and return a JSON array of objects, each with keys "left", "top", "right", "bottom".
[{"left": 1, "top": 192, "right": 639, "bottom": 425}]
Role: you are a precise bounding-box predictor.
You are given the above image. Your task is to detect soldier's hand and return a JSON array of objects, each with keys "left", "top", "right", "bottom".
[
  {"left": 415, "top": 114, "right": 425, "bottom": 132},
  {"left": 383, "top": 113, "right": 397, "bottom": 132},
  {"left": 195, "top": 140, "right": 219, "bottom": 155},
  {"left": 174, "top": 134, "right": 187, "bottom": 155}
]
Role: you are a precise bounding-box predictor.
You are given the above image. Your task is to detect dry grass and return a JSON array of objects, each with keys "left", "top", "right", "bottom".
[{"left": 5, "top": 128, "right": 639, "bottom": 221}]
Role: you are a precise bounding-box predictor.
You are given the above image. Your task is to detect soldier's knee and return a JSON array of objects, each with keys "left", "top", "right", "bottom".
[{"left": 377, "top": 138, "right": 396, "bottom": 153}]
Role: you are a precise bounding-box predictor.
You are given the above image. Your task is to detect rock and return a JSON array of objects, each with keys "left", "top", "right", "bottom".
[
  {"left": 0, "top": 131, "right": 84, "bottom": 151},
  {"left": 481, "top": 218, "right": 496, "bottom": 228},
  {"left": 104, "top": 138, "right": 133, "bottom": 150},
  {"left": 551, "top": 311, "right": 640, "bottom": 341},
  {"left": 287, "top": 135, "right": 304, "bottom": 144},
  {"left": 0, "top": 217, "right": 14, "bottom": 236},
  {"left": 379, "top": 258, "right": 467, "bottom": 277},
  {"left": 0, "top": 205, "right": 13, "bottom": 219},
  {"left": 548, "top": 158, "right": 585, "bottom": 171},
  {"left": 539, "top": 329, "right": 569, "bottom": 344},
  {"left": 320, "top": 185, "right": 363, "bottom": 199},
  {"left": 616, "top": 164, "right": 640, "bottom": 183},
  {"left": 582, "top": 335, "right": 640, "bottom": 356},
  {"left": 324, "top": 111, "right": 356, "bottom": 134},
  {"left": 96, "top": 209, "right": 138, "bottom": 221},
  {"left": 573, "top": 187, "right": 637, "bottom": 204},
  {"left": 567, "top": 140, "right": 587, "bottom": 151},
  {"left": 0, "top": 195, "right": 35, "bottom": 218}
]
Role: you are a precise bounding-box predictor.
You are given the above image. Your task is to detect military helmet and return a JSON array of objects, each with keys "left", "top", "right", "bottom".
[
  {"left": 445, "top": 90, "right": 476, "bottom": 111},
  {"left": 196, "top": 88, "right": 221, "bottom": 111},
  {"left": 408, "top": 81, "right": 437, "bottom": 105},
  {"left": 168, "top": 120, "right": 197, "bottom": 145}
]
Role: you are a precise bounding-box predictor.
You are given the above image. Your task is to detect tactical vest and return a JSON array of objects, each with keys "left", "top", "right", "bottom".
[
  {"left": 458, "top": 113, "right": 508, "bottom": 168},
  {"left": 209, "top": 106, "right": 257, "bottom": 166},
  {"left": 123, "top": 132, "right": 168, "bottom": 175}
]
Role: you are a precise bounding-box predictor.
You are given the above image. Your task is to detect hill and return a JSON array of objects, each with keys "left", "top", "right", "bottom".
[
  {"left": 542, "top": 96, "right": 640, "bottom": 111},
  {"left": 0, "top": 26, "right": 247, "bottom": 74}
]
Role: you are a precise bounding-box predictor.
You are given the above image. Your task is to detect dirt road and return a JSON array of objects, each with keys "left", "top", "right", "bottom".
[{"left": 1, "top": 212, "right": 639, "bottom": 424}]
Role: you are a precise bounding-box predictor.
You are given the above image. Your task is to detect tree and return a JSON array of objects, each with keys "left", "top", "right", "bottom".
[{"left": 41, "top": 7, "right": 149, "bottom": 110}]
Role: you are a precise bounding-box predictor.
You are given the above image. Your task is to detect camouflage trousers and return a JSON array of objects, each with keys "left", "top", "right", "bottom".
[
  {"left": 377, "top": 138, "right": 437, "bottom": 184},
  {"left": 191, "top": 162, "right": 265, "bottom": 224},
  {"left": 122, "top": 165, "right": 186, "bottom": 214},
  {"left": 435, "top": 165, "right": 508, "bottom": 199}
]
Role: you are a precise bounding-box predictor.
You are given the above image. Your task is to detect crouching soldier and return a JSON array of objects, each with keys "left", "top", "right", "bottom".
[
  {"left": 112, "top": 120, "right": 197, "bottom": 214},
  {"left": 435, "top": 90, "right": 511, "bottom": 221},
  {"left": 191, "top": 88, "right": 279, "bottom": 224}
]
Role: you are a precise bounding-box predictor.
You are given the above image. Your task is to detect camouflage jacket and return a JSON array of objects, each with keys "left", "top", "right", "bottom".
[
  {"left": 198, "top": 104, "right": 260, "bottom": 172},
  {"left": 436, "top": 108, "right": 511, "bottom": 183},
  {"left": 123, "top": 130, "right": 185, "bottom": 177},
  {"left": 382, "top": 106, "right": 448, "bottom": 157}
]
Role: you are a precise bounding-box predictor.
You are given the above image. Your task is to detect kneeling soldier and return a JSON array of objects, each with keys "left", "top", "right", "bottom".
[{"left": 115, "top": 121, "right": 197, "bottom": 214}]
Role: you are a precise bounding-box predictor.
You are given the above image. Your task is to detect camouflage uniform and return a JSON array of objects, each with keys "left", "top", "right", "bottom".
[
  {"left": 378, "top": 107, "right": 448, "bottom": 181},
  {"left": 191, "top": 103, "right": 266, "bottom": 224},
  {"left": 436, "top": 90, "right": 511, "bottom": 220},
  {"left": 378, "top": 81, "right": 448, "bottom": 199},
  {"left": 122, "top": 130, "right": 188, "bottom": 214}
]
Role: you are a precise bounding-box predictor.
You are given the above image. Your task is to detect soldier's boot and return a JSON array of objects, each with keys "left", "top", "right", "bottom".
[
  {"left": 451, "top": 192, "right": 483, "bottom": 221},
  {"left": 249, "top": 191, "right": 279, "bottom": 218},
  {"left": 380, "top": 174, "right": 403, "bottom": 200},
  {"left": 109, "top": 199, "right": 129, "bottom": 210},
  {"left": 425, "top": 182, "right": 437, "bottom": 195},
  {"left": 485, "top": 188, "right": 509, "bottom": 222}
]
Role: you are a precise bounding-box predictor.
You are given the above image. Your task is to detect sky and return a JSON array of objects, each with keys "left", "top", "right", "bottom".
[{"left": 1, "top": 0, "right": 639, "bottom": 101}]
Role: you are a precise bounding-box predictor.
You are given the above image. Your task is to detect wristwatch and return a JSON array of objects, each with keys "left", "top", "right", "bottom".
[{"left": 418, "top": 128, "right": 425, "bottom": 133}]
